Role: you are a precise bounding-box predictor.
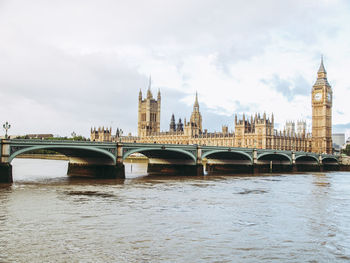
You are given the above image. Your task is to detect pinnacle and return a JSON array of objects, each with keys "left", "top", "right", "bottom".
[{"left": 318, "top": 55, "right": 326, "bottom": 73}]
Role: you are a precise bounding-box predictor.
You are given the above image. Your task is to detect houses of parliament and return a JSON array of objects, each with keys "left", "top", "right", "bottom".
[{"left": 91, "top": 58, "right": 333, "bottom": 154}]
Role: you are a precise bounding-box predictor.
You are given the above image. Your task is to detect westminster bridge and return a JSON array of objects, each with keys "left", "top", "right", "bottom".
[{"left": 0, "top": 139, "right": 340, "bottom": 183}]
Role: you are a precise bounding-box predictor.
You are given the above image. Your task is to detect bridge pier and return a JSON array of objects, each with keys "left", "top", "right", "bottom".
[
  {"left": 206, "top": 164, "right": 252, "bottom": 174},
  {"left": 67, "top": 163, "right": 125, "bottom": 179},
  {"left": 0, "top": 163, "right": 12, "bottom": 183},
  {"left": 252, "top": 164, "right": 293, "bottom": 174},
  {"left": 294, "top": 164, "right": 321, "bottom": 172},
  {"left": 147, "top": 163, "right": 203, "bottom": 176}
]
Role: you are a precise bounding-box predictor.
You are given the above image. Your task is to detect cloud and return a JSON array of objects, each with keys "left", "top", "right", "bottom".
[{"left": 262, "top": 74, "right": 310, "bottom": 101}]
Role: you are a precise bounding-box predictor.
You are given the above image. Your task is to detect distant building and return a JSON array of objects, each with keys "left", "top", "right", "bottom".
[
  {"left": 138, "top": 77, "right": 161, "bottom": 137},
  {"left": 284, "top": 121, "right": 306, "bottom": 136},
  {"left": 90, "top": 127, "right": 112, "bottom": 142},
  {"left": 91, "top": 58, "right": 333, "bottom": 154},
  {"left": 332, "top": 133, "right": 345, "bottom": 150},
  {"left": 285, "top": 121, "right": 295, "bottom": 135},
  {"left": 297, "top": 121, "right": 307, "bottom": 135}
]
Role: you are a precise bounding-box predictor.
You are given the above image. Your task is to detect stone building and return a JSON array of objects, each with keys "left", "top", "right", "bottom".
[
  {"left": 90, "top": 127, "right": 112, "bottom": 142},
  {"left": 137, "top": 77, "right": 161, "bottom": 137},
  {"left": 311, "top": 57, "right": 333, "bottom": 153},
  {"left": 91, "top": 58, "right": 333, "bottom": 154}
]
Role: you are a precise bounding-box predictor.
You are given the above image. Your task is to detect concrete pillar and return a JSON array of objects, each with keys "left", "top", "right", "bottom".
[
  {"left": 292, "top": 164, "right": 298, "bottom": 172},
  {"left": 147, "top": 163, "right": 203, "bottom": 176},
  {"left": 292, "top": 152, "right": 296, "bottom": 164},
  {"left": 116, "top": 143, "right": 124, "bottom": 164},
  {"left": 319, "top": 165, "right": 324, "bottom": 172},
  {"left": 67, "top": 163, "right": 125, "bottom": 179},
  {"left": 196, "top": 146, "right": 204, "bottom": 176},
  {"left": 318, "top": 154, "right": 323, "bottom": 172},
  {"left": 253, "top": 149, "right": 258, "bottom": 165},
  {"left": 206, "top": 163, "right": 252, "bottom": 174},
  {"left": 252, "top": 149, "right": 258, "bottom": 173},
  {"left": 0, "top": 163, "right": 13, "bottom": 183},
  {"left": 0, "top": 140, "right": 12, "bottom": 183},
  {"left": 0, "top": 140, "right": 10, "bottom": 164}
]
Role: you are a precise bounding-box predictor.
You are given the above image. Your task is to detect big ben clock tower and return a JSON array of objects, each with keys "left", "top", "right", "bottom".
[{"left": 311, "top": 56, "right": 333, "bottom": 154}]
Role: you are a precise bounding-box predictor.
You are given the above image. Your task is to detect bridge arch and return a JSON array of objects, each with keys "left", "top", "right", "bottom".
[
  {"left": 202, "top": 150, "right": 253, "bottom": 163},
  {"left": 295, "top": 155, "right": 319, "bottom": 164},
  {"left": 321, "top": 156, "right": 339, "bottom": 164},
  {"left": 9, "top": 145, "right": 116, "bottom": 164},
  {"left": 257, "top": 152, "right": 292, "bottom": 164},
  {"left": 123, "top": 147, "right": 197, "bottom": 163}
]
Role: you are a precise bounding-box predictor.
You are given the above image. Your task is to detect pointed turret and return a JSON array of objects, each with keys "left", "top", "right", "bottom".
[
  {"left": 139, "top": 89, "right": 142, "bottom": 101},
  {"left": 194, "top": 91, "right": 199, "bottom": 110},
  {"left": 170, "top": 114, "right": 176, "bottom": 131},
  {"left": 147, "top": 75, "right": 153, "bottom": 99},
  {"left": 315, "top": 55, "right": 329, "bottom": 85},
  {"left": 318, "top": 55, "right": 326, "bottom": 74},
  {"left": 190, "top": 91, "right": 202, "bottom": 132},
  {"left": 176, "top": 118, "right": 183, "bottom": 132},
  {"left": 157, "top": 89, "right": 161, "bottom": 100}
]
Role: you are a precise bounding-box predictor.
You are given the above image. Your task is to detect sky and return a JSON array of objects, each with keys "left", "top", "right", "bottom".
[{"left": 0, "top": 0, "right": 350, "bottom": 140}]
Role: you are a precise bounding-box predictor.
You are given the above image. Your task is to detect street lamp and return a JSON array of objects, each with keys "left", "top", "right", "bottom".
[{"left": 3, "top": 121, "right": 11, "bottom": 139}]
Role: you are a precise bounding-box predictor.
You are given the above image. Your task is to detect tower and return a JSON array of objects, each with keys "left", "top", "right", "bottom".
[
  {"left": 296, "top": 120, "right": 306, "bottom": 135},
  {"left": 138, "top": 76, "right": 161, "bottom": 137},
  {"left": 169, "top": 114, "right": 176, "bottom": 132},
  {"left": 311, "top": 56, "right": 332, "bottom": 153},
  {"left": 176, "top": 118, "right": 183, "bottom": 132},
  {"left": 190, "top": 92, "right": 202, "bottom": 132},
  {"left": 285, "top": 121, "right": 295, "bottom": 135}
]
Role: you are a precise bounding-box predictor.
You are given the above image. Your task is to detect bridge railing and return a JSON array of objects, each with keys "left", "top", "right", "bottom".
[{"left": 7, "top": 139, "right": 117, "bottom": 145}]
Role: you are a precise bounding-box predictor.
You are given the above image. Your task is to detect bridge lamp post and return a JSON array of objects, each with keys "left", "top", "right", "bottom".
[{"left": 3, "top": 121, "right": 11, "bottom": 139}]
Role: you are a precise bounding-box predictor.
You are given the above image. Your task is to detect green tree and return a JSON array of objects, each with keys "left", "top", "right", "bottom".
[{"left": 341, "top": 144, "right": 350, "bottom": 156}]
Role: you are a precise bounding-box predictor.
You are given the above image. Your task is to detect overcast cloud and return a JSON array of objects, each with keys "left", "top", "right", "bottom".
[{"left": 0, "top": 0, "right": 349, "bottom": 138}]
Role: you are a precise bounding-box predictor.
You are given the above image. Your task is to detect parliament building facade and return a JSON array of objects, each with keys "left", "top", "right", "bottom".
[{"left": 91, "top": 58, "right": 333, "bottom": 154}]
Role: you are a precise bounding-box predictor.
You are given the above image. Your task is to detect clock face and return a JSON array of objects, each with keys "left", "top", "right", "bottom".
[
  {"left": 314, "top": 93, "right": 322, "bottom": 101},
  {"left": 327, "top": 93, "right": 331, "bottom": 102}
]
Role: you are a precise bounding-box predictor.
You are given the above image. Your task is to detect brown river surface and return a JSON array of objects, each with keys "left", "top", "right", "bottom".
[{"left": 1, "top": 159, "right": 350, "bottom": 262}]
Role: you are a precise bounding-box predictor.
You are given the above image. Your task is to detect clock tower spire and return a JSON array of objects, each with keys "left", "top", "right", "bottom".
[{"left": 311, "top": 56, "right": 333, "bottom": 154}]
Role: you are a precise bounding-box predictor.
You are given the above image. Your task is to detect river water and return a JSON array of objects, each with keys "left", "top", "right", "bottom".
[{"left": 1, "top": 159, "right": 350, "bottom": 262}]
